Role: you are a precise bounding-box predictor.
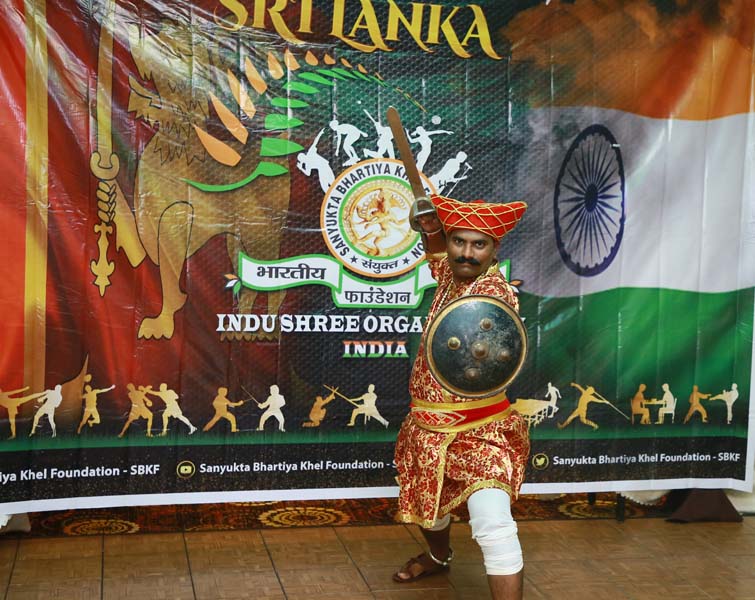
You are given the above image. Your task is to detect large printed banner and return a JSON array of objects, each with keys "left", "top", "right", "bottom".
[{"left": 1, "top": 0, "right": 754, "bottom": 512}]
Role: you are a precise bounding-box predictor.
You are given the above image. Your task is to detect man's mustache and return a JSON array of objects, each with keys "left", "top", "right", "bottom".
[{"left": 454, "top": 256, "right": 481, "bottom": 265}]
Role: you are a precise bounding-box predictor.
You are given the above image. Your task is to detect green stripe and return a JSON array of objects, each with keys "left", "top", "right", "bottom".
[
  {"left": 518, "top": 287, "right": 753, "bottom": 438},
  {"left": 0, "top": 428, "right": 397, "bottom": 451}
]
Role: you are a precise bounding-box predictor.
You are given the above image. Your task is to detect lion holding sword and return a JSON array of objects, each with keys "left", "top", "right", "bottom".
[{"left": 92, "top": 12, "right": 290, "bottom": 339}]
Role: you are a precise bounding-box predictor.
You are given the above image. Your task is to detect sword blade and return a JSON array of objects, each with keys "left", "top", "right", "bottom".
[
  {"left": 386, "top": 107, "right": 427, "bottom": 201},
  {"left": 90, "top": 0, "right": 120, "bottom": 178},
  {"left": 324, "top": 385, "right": 359, "bottom": 407},
  {"left": 240, "top": 385, "right": 261, "bottom": 406}
]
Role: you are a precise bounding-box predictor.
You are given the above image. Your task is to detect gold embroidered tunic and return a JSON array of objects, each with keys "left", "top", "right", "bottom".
[{"left": 394, "top": 254, "right": 530, "bottom": 528}]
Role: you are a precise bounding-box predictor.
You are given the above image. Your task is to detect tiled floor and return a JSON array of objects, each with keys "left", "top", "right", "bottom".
[{"left": 0, "top": 516, "right": 753, "bottom": 599}]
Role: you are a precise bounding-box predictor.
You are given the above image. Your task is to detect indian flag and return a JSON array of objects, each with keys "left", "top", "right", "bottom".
[{"left": 499, "top": 1, "right": 754, "bottom": 490}]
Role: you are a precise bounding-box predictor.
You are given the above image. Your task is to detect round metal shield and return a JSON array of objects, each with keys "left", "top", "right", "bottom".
[{"left": 425, "top": 294, "right": 527, "bottom": 398}]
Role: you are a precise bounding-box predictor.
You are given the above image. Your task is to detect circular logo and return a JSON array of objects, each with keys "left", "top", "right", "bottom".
[
  {"left": 321, "top": 158, "right": 435, "bottom": 278},
  {"left": 176, "top": 460, "right": 196, "bottom": 479},
  {"left": 531, "top": 453, "right": 550, "bottom": 470}
]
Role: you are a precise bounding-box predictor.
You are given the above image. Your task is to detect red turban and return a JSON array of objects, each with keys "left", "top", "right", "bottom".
[{"left": 431, "top": 195, "right": 527, "bottom": 241}]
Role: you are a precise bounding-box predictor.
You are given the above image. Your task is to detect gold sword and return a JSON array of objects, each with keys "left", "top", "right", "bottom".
[
  {"left": 241, "top": 385, "right": 263, "bottom": 407},
  {"left": 89, "top": 0, "right": 120, "bottom": 296},
  {"left": 323, "top": 385, "right": 360, "bottom": 408}
]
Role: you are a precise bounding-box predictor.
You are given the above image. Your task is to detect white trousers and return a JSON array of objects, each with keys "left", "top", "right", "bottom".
[{"left": 428, "top": 488, "right": 523, "bottom": 576}]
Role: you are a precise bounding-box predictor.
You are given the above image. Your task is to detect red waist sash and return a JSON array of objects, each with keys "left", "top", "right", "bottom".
[{"left": 410, "top": 395, "right": 511, "bottom": 433}]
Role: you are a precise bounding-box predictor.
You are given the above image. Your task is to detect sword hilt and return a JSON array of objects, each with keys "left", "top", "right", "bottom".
[{"left": 408, "top": 197, "right": 440, "bottom": 233}]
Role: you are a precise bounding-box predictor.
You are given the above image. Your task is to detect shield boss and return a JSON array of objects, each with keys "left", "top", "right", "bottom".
[{"left": 425, "top": 294, "right": 527, "bottom": 398}]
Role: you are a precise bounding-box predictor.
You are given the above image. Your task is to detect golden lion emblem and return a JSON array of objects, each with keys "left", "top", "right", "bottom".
[{"left": 92, "top": 14, "right": 291, "bottom": 339}]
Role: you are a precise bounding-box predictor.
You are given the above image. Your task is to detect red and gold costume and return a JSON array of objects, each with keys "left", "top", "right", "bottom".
[{"left": 394, "top": 195, "right": 530, "bottom": 528}]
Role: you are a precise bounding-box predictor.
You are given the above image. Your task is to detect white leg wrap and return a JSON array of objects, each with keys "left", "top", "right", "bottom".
[
  {"left": 427, "top": 513, "right": 451, "bottom": 531},
  {"left": 468, "top": 488, "right": 523, "bottom": 576}
]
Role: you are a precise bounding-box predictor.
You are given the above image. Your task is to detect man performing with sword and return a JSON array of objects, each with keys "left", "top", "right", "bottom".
[
  {"left": 324, "top": 384, "right": 389, "bottom": 428},
  {"left": 387, "top": 107, "right": 530, "bottom": 600}
]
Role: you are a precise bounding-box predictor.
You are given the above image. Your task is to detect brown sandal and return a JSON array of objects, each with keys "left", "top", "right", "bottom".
[{"left": 392, "top": 548, "right": 454, "bottom": 583}]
